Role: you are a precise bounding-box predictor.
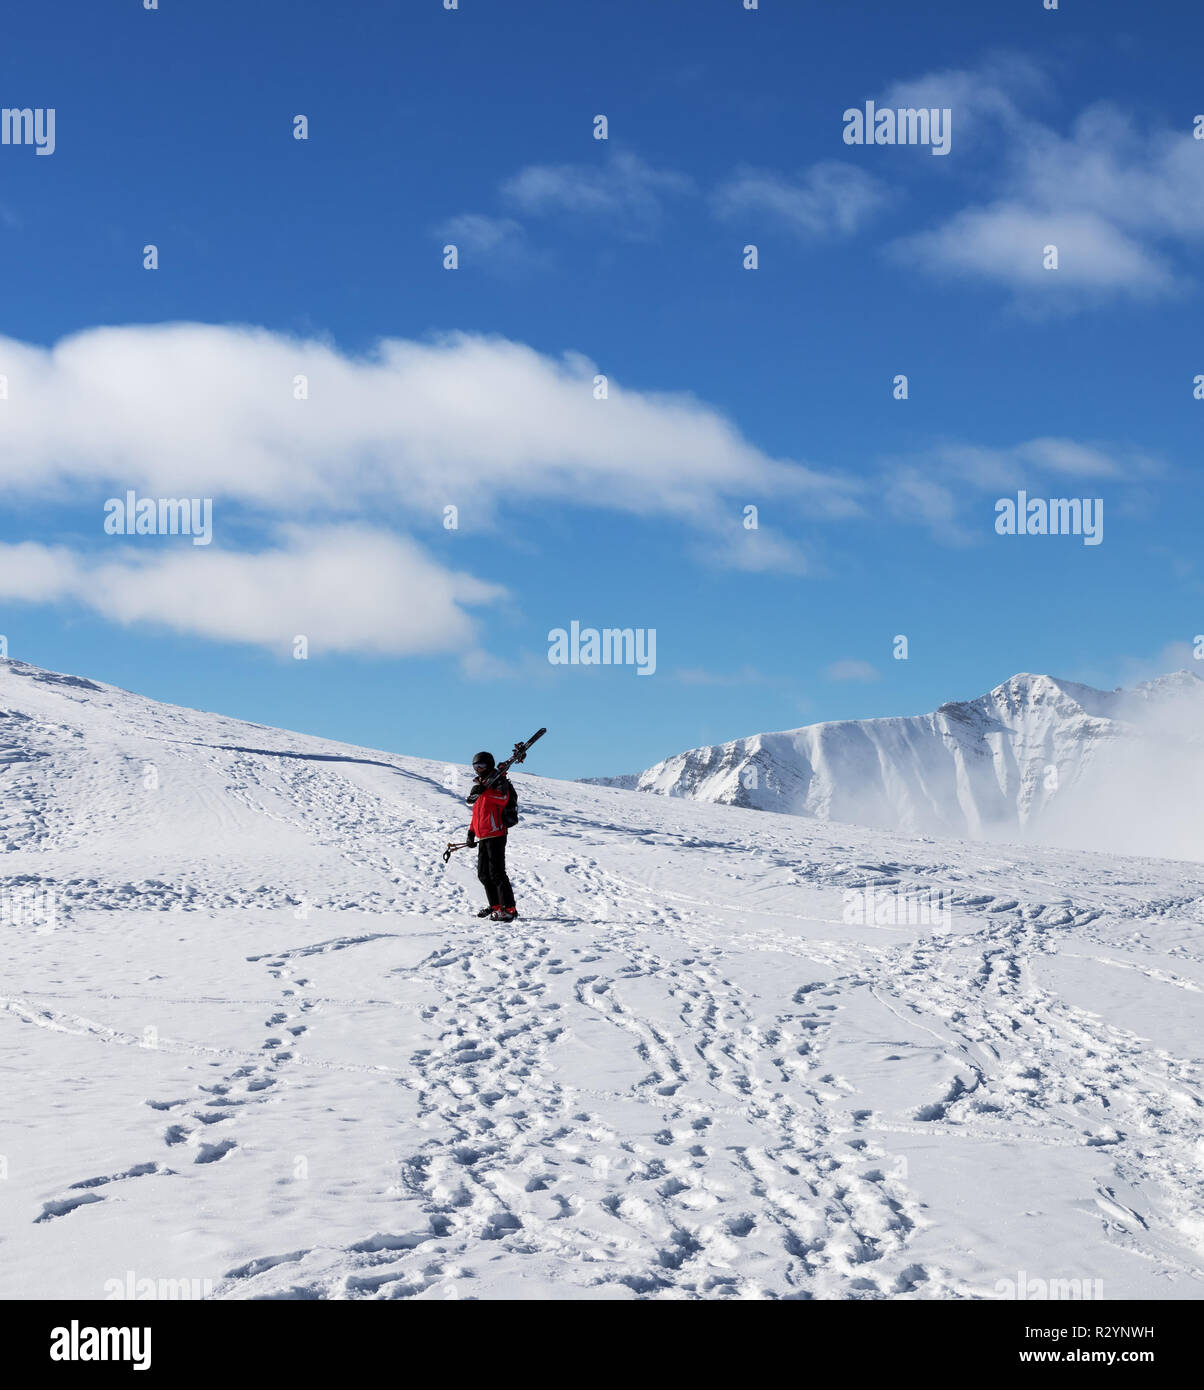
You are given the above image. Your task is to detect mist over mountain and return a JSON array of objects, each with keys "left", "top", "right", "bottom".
[{"left": 622, "top": 672, "right": 1204, "bottom": 861}]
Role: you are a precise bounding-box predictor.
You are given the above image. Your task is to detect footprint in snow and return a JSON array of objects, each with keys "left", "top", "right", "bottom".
[
  {"left": 195, "top": 1139, "right": 237, "bottom": 1164},
  {"left": 35, "top": 1193, "right": 104, "bottom": 1223}
]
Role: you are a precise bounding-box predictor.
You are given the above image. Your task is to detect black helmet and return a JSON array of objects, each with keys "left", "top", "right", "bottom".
[{"left": 472, "top": 751, "right": 495, "bottom": 771}]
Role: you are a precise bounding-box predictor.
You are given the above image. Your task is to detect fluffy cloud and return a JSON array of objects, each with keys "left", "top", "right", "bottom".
[
  {"left": 895, "top": 204, "right": 1175, "bottom": 297},
  {"left": 0, "top": 527, "right": 502, "bottom": 657},
  {"left": 1015, "top": 104, "right": 1204, "bottom": 240},
  {"left": 0, "top": 322, "right": 865, "bottom": 653},
  {"left": 886, "top": 59, "right": 1204, "bottom": 303},
  {"left": 0, "top": 323, "right": 857, "bottom": 527}
]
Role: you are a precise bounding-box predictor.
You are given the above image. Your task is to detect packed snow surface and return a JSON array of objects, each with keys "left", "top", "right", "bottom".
[{"left": 2, "top": 658, "right": 1203, "bottom": 1300}]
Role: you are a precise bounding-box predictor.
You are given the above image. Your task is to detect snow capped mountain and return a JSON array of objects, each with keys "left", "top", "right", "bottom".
[
  {"left": 4, "top": 656, "right": 1204, "bottom": 1301},
  {"left": 631, "top": 671, "right": 1204, "bottom": 859}
]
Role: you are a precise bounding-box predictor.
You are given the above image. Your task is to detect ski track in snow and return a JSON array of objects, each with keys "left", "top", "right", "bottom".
[{"left": 2, "top": 660, "right": 1204, "bottom": 1300}]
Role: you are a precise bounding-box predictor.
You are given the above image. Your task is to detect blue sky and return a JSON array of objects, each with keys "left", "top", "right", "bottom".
[{"left": 1, "top": 0, "right": 1202, "bottom": 778}]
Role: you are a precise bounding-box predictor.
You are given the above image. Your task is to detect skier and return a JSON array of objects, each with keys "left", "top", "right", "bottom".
[{"left": 465, "top": 751, "right": 519, "bottom": 922}]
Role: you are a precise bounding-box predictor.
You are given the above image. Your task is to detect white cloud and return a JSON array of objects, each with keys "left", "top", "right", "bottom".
[
  {"left": 713, "top": 161, "right": 889, "bottom": 238},
  {"left": 882, "top": 467, "right": 975, "bottom": 545},
  {"left": 1011, "top": 437, "right": 1129, "bottom": 478},
  {"left": 1015, "top": 104, "right": 1204, "bottom": 240},
  {"left": 0, "top": 527, "right": 504, "bottom": 657},
  {"left": 0, "top": 540, "right": 78, "bottom": 600},
  {"left": 501, "top": 151, "right": 693, "bottom": 234},
  {"left": 881, "top": 52, "right": 1050, "bottom": 148},
  {"left": 696, "top": 525, "right": 814, "bottom": 575},
  {"left": 880, "top": 436, "right": 1161, "bottom": 543},
  {"left": 885, "top": 60, "right": 1204, "bottom": 304},
  {"left": 894, "top": 203, "right": 1175, "bottom": 297},
  {"left": 0, "top": 322, "right": 867, "bottom": 653},
  {"left": 825, "top": 660, "right": 880, "bottom": 683},
  {"left": 0, "top": 323, "right": 859, "bottom": 530},
  {"left": 437, "top": 213, "right": 530, "bottom": 264},
  {"left": 932, "top": 437, "right": 1148, "bottom": 488}
]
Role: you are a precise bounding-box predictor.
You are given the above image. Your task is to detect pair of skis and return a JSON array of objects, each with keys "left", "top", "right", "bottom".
[{"left": 442, "top": 727, "right": 546, "bottom": 863}]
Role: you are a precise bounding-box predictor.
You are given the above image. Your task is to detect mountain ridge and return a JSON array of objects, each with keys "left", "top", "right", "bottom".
[{"left": 612, "top": 669, "right": 1204, "bottom": 858}]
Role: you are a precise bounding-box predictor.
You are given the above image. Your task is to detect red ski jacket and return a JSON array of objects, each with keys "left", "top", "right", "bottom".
[{"left": 469, "top": 783, "right": 512, "bottom": 840}]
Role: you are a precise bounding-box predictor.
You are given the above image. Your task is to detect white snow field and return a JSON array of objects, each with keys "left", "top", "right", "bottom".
[{"left": 2, "top": 657, "right": 1203, "bottom": 1301}]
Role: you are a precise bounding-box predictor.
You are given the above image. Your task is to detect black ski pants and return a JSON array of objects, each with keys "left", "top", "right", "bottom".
[{"left": 477, "top": 834, "right": 516, "bottom": 910}]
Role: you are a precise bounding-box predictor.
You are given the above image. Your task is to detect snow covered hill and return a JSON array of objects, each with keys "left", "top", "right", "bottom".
[
  {"left": 2, "top": 656, "right": 1203, "bottom": 1300},
  {"left": 631, "top": 672, "right": 1204, "bottom": 860}
]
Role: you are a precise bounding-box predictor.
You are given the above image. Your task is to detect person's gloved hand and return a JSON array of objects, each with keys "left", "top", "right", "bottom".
[{"left": 465, "top": 829, "right": 476, "bottom": 847}]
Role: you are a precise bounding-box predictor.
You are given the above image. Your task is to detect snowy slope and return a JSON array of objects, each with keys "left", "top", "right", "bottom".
[
  {"left": 2, "top": 657, "right": 1204, "bottom": 1301},
  {"left": 633, "top": 672, "right": 1204, "bottom": 859}
]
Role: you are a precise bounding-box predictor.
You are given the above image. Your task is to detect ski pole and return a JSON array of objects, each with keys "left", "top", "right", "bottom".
[{"left": 442, "top": 840, "right": 472, "bottom": 865}]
